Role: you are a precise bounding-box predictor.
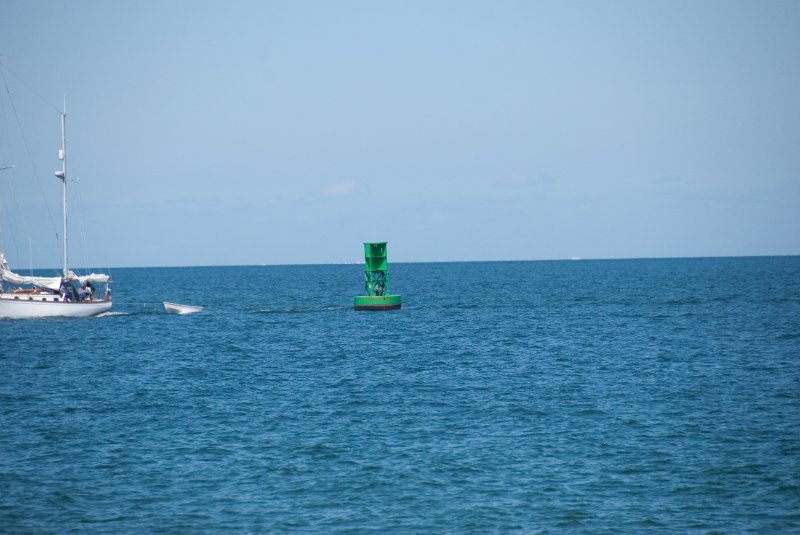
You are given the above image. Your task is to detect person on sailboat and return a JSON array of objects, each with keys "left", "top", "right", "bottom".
[{"left": 61, "top": 281, "right": 78, "bottom": 302}]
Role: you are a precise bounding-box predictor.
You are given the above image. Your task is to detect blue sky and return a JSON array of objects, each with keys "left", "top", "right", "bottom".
[{"left": 0, "top": 1, "right": 798, "bottom": 268}]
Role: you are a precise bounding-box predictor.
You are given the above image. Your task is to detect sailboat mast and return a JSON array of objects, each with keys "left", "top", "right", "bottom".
[{"left": 55, "top": 99, "right": 68, "bottom": 279}]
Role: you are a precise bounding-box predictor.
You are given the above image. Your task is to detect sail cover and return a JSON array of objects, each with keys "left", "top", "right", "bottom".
[
  {"left": 0, "top": 254, "right": 110, "bottom": 290},
  {"left": 0, "top": 253, "right": 62, "bottom": 291},
  {"left": 69, "top": 271, "right": 110, "bottom": 284}
]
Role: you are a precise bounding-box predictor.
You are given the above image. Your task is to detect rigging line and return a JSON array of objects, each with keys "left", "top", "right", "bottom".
[
  {"left": 3, "top": 178, "right": 40, "bottom": 277},
  {"left": 0, "top": 67, "right": 61, "bottom": 256},
  {"left": 0, "top": 168, "right": 32, "bottom": 269},
  {"left": 73, "top": 179, "right": 90, "bottom": 275},
  {"left": 72, "top": 179, "right": 111, "bottom": 279},
  {"left": 0, "top": 117, "right": 27, "bottom": 266},
  {"left": 0, "top": 61, "right": 61, "bottom": 115}
]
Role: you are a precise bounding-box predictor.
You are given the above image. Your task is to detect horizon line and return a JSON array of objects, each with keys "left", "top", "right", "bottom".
[{"left": 19, "top": 253, "right": 800, "bottom": 272}]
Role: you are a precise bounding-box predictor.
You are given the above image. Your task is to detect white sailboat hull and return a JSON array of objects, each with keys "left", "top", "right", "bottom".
[{"left": 0, "top": 295, "right": 112, "bottom": 318}]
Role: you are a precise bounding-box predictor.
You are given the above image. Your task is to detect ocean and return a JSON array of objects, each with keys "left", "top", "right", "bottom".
[{"left": 1, "top": 257, "right": 799, "bottom": 533}]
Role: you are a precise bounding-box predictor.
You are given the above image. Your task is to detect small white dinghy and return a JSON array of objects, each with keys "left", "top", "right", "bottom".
[{"left": 164, "top": 301, "right": 203, "bottom": 315}]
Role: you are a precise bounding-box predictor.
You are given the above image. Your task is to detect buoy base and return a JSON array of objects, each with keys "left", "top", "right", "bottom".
[{"left": 354, "top": 294, "right": 401, "bottom": 311}]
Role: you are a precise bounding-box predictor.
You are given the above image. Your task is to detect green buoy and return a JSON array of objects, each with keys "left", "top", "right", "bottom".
[{"left": 354, "top": 242, "right": 401, "bottom": 310}]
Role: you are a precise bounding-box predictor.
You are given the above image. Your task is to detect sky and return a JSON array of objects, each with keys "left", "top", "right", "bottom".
[{"left": 0, "top": 1, "right": 798, "bottom": 268}]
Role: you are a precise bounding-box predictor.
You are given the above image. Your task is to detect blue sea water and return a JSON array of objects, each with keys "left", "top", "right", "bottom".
[{"left": 1, "top": 256, "right": 799, "bottom": 533}]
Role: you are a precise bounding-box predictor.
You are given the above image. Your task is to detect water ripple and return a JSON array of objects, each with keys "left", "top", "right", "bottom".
[{"left": 1, "top": 257, "right": 799, "bottom": 532}]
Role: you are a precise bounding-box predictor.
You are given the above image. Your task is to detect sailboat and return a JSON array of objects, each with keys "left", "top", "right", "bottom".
[{"left": 0, "top": 105, "right": 112, "bottom": 318}]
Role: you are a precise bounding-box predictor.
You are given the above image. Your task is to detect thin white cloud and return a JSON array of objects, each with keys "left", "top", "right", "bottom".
[
  {"left": 319, "top": 180, "right": 356, "bottom": 197},
  {"left": 497, "top": 173, "right": 556, "bottom": 188},
  {"left": 508, "top": 174, "right": 530, "bottom": 187}
]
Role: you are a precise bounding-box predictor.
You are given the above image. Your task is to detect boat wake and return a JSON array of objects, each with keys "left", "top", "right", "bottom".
[{"left": 97, "top": 311, "right": 129, "bottom": 317}]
